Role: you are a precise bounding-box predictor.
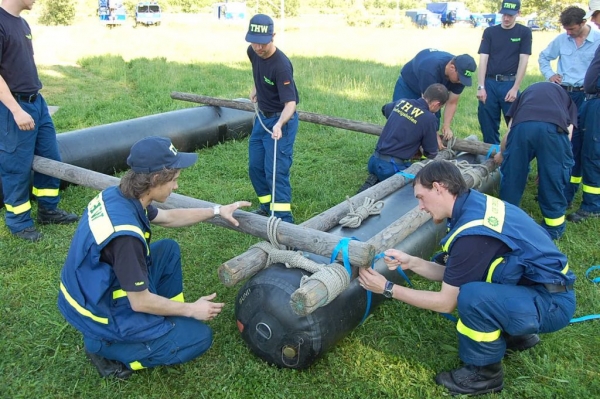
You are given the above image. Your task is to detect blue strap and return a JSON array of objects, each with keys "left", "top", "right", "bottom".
[
  {"left": 397, "top": 171, "right": 415, "bottom": 179},
  {"left": 486, "top": 144, "right": 501, "bottom": 159},
  {"left": 330, "top": 237, "right": 356, "bottom": 276},
  {"left": 569, "top": 265, "right": 600, "bottom": 323}
]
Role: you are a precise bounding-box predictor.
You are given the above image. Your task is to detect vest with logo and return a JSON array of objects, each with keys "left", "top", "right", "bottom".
[
  {"left": 440, "top": 190, "right": 575, "bottom": 286},
  {"left": 57, "top": 186, "right": 172, "bottom": 342}
]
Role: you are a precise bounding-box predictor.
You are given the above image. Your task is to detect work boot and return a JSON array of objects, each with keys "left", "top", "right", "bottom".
[
  {"left": 435, "top": 362, "right": 504, "bottom": 396},
  {"left": 567, "top": 209, "right": 600, "bottom": 223},
  {"left": 37, "top": 208, "right": 79, "bottom": 225},
  {"left": 356, "top": 173, "right": 379, "bottom": 194},
  {"left": 13, "top": 226, "right": 43, "bottom": 242},
  {"left": 85, "top": 350, "right": 134, "bottom": 380},
  {"left": 250, "top": 208, "right": 269, "bottom": 217},
  {"left": 504, "top": 333, "right": 540, "bottom": 354}
]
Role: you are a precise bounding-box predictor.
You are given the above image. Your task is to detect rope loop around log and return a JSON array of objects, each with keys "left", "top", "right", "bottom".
[
  {"left": 338, "top": 196, "right": 384, "bottom": 228},
  {"left": 448, "top": 159, "right": 490, "bottom": 189}
]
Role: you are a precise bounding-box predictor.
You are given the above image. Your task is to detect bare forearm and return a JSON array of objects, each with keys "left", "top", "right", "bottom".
[{"left": 390, "top": 284, "right": 455, "bottom": 313}]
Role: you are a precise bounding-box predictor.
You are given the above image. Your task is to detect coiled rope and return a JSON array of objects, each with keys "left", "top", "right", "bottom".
[{"left": 338, "top": 196, "right": 384, "bottom": 228}]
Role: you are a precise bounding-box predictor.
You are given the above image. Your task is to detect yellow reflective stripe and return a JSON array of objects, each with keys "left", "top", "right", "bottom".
[
  {"left": 544, "top": 215, "right": 565, "bottom": 227},
  {"left": 457, "top": 319, "right": 501, "bottom": 342},
  {"left": 442, "top": 220, "right": 482, "bottom": 251},
  {"left": 129, "top": 361, "right": 145, "bottom": 370},
  {"left": 485, "top": 257, "right": 504, "bottom": 283},
  {"left": 258, "top": 194, "right": 271, "bottom": 204},
  {"left": 483, "top": 195, "right": 505, "bottom": 233},
  {"left": 60, "top": 282, "right": 109, "bottom": 324},
  {"left": 270, "top": 203, "right": 291, "bottom": 212},
  {"left": 582, "top": 184, "right": 600, "bottom": 194},
  {"left": 171, "top": 292, "right": 185, "bottom": 303},
  {"left": 570, "top": 176, "right": 582, "bottom": 184},
  {"left": 32, "top": 187, "right": 59, "bottom": 197},
  {"left": 561, "top": 263, "right": 569, "bottom": 275},
  {"left": 112, "top": 289, "right": 127, "bottom": 300},
  {"left": 5, "top": 201, "right": 31, "bottom": 214}
]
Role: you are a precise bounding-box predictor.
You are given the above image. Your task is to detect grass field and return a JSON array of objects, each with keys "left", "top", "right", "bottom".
[{"left": 1, "top": 13, "right": 599, "bottom": 398}]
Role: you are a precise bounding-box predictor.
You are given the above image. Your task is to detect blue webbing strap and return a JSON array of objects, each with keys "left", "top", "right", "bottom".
[
  {"left": 397, "top": 171, "right": 415, "bottom": 179},
  {"left": 570, "top": 265, "right": 600, "bottom": 323},
  {"left": 486, "top": 144, "right": 501, "bottom": 159}
]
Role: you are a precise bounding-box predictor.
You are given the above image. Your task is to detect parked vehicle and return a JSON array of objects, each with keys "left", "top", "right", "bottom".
[
  {"left": 135, "top": 2, "right": 162, "bottom": 27},
  {"left": 98, "top": 0, "right": 126, "bottom": 28},
  {"left": 405, "top": 9, "right": 442, "bottom": 29}
]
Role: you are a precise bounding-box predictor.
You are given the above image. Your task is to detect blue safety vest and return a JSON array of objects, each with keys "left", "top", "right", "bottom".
[
  {"left": 57, "top": 187, "right": 172, "bottom": 342},
  {"left": 440, "top": 190, "right": 575, "bottom": 286}
]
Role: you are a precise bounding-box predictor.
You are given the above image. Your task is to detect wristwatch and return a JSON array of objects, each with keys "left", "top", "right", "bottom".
[
  {"left": 382, "top": 280, "right": 394, "bottom": 299},
  {"left": 213, "top": 205, "right": 221, "bottom": 217},
  {"left": 477, "top": 85, "right": 485, "bottom": 90}
]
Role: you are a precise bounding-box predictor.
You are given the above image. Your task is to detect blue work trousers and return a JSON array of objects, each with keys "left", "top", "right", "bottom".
[
  {"left": 248, "top": 112, "right": 298, "bottom": 223},
  {"left": 457, "top": 282, "right": 575, "bottom": 366},
  {"left": 478, "top": 79, "right": 515, "bottom": 144},
  {"left": 499, "top": 121, "right": 573, "bottom": 239},
  {"left": 367, "top": 155, "right": 411, "bottom": 182},
  {"left": 564, "top": 91, "right": 586, "bottom": 204},
  {"left": 84, "top": 239, "right": 213, "bottom": 370},
  {"left": 0, "top": 95, "right": 61, "bottom": 233},
  {"left": 580, "top": 98, "right": 600, "bottom": 213}
]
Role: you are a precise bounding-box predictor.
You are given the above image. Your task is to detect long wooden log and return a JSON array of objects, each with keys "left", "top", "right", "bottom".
[
  {"left": 218, "top": 150, "right": 459, "bottom": 287},
  {"left": 31, "top": 156, "right": 376, "bottom": 267},
  {"left": 171, "top": 93, "right": 499, "bottom": 158},
  {"left": 289, "top": 158, "right": 499, "bottom": 316},
  {"left": 171, "top": 92, "right": 384, "bottom": 136}
]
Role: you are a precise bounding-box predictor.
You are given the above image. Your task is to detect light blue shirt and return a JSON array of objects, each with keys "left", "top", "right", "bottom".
[{"left": 538, "top": 27, "right": 600, "bottom": 87}]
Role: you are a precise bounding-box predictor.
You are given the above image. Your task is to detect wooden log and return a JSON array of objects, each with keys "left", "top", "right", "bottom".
[
  {"left": 171, "top": 92, "right": 384, "bottom": 136},
  {"left": 218, "top": 150, "right": 458, "bottom": 286},
  {"left": 288, "top": 158, "right": 499, "bottom": 316},
  {"left": 171, "top": 92, "right": 499, "bottom": 158},
  {"left": 32, "top": 156, "right": 376, "bottom": 268}
]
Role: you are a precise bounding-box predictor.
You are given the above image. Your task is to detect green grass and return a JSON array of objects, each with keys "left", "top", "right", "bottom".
[{"left": 1, "top": 15, "right": 599, "bottom": 398}]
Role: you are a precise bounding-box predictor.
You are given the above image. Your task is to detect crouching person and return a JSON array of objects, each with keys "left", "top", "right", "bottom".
[
  {"left": 57, "top": 136, "right": 251, "bottom": 379},
  {"left": 358, "top": 160, "right": 576, "bottom": 396}
]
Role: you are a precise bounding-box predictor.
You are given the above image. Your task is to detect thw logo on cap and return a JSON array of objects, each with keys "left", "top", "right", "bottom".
[
  {"left": 503, "top": 2, "right": 517, "bottom": 9},
  {"left": 250, "top": 24, "right": 270, "bottom": 33},
  {"left": 169, "top": 143, "right": 178, "bottom": 156}
]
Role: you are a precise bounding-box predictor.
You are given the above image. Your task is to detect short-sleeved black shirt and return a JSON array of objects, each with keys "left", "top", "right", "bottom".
[
  {"left": 247, "top": 46, "right": 299, "bottom": 113},
  {"left": 478, "top": 23, "right": 532, "bottom": 76},
  {"left": 0, "top": 8, "right": 41, "bottom": 92},
  {"left": 400, "top": 49, "right": 465, "bottom": 96},
  {"left": 100, "top": 204, "right": 158, "bottom": 292}
]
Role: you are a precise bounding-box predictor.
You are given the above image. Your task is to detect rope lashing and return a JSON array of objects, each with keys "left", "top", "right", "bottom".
[
  {"left": 339, "top": 196, "right": 384, "bottom": 228},
  {"left": 449, "top": 159, "right": 489, "bottom": 189}
]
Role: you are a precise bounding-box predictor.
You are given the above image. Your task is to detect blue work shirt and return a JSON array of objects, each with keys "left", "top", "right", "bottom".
[
  {"left": 584, "top": 45, "right": 600, "bottom": 94},
  {"left": 538, "top": 27, "right": 600, "bottom": 87},
  {"left": 400, "top": 49, "right": 465, "bottom": 96}
]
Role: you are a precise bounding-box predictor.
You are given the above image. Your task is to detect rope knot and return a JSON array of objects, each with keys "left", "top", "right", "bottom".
[{"left": 339, "top": 196, "right": 384, "bottom": 228}]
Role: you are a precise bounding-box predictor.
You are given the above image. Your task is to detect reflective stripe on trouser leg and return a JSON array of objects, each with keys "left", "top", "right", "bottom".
[
  {"left": 248, "top": 117, "right": 270, "bottom": 212},
  {"left": 580, "top": 99, "right": 600, "bottom": 213}
]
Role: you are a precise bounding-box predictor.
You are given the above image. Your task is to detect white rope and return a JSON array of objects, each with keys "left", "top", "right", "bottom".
[{"left": 338, "top": 196, "right": 384, "bottom": 228}]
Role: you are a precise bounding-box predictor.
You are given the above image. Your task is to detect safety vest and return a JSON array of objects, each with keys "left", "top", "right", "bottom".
[
  {"left": 440, "top": 190, "right": 575, "bottom": 286},
  {"left": 57, "top": 187, "right": 172, "bottom": 342}
]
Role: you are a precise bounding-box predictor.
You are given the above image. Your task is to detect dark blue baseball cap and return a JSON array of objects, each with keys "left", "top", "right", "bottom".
[
  {"left": 454, "top": 54, "right": 477, "bottom": 86},
  {"left": 245, "top": 14, "right": 274, "bottom": 44},
  {"left": 127, "top": 136, "right": 198, "bottom": 173}
]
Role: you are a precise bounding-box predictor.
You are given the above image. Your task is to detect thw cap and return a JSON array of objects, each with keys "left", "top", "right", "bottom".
[
  {"left": 245, "top": 14, "right": 274, "bottom": 44},
  {"left": 454, "top": 54, "right": 477, "bottom": 87},
  {"left": 499, "top": 0, "right": 521, "bottom": 15},
  {"left": 127, "top": 136, "right": 198, "bottom": 173},
  {"left": 585, "top": 0, "right": 600, "bottom": 19}
]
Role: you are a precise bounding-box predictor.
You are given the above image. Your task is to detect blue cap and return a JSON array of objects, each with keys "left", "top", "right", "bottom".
[
  {"left": 499, "top": 0, "right": 521, "bottom": 15},
  {"left": 454, "top": 54, "right": 477, "bottom": 87},
  {"left": 245, "top": 14, "right": 274, "bottom": 44},
  {"left": 127, "top": 136, "right": 198, "bottom": 173}
]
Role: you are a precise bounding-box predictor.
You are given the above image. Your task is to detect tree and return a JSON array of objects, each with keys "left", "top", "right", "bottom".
[{"left": 38, "top": 0, "right": 76, "bottom": 26}]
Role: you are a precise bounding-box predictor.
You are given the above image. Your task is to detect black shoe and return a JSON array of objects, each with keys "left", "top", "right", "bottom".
[
  {"left": 357, "top": 173, "right": 379, "bottom": 194},
  {"left": 13, "top": 226, "right": 43, "bottom": 242},
  {"left": 37, "top": 208, "right": 79, "bottom": 225},
  {"left": 250, "top": 208, "right": 269, "bottom": 217},
  {"left": 85, "top": 350, "right": 134, "bottom": 380},
  {"left": 504, "top": 333, "right": 540, "bottom": 354},
  {"left": 435, "top": 363, "right": 504, "bottom": 396},
  {"left": 567, "top": 209, "right": 600, "bottom": 223}
]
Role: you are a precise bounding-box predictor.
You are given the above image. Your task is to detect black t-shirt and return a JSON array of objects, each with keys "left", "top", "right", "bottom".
[
  {"left": 0, "top": 8, "right": 41, "bottom": 92},
  {"left": 99, "top": 204, "right": 158, "bottom": 292},
  {"left": 506, "top": 82, "right": 578, "bottom": 131},
  {"left": 443, "top": 235, "right": 511, "bottom": 287},
  {"left": 478, "top": 23, "right": 532, "bottom": 76},
  {"left": 377, "top": 98, "right": 438, "bottom": 159},
  {"left": 400, "top": 49, "right": 465, "bottom": 96},
  {"left": 247, "top": 45, "right": 299, "bottom": 113},
  {"left": 584, "top": 45, "right": 600, "bottom": 94}
]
